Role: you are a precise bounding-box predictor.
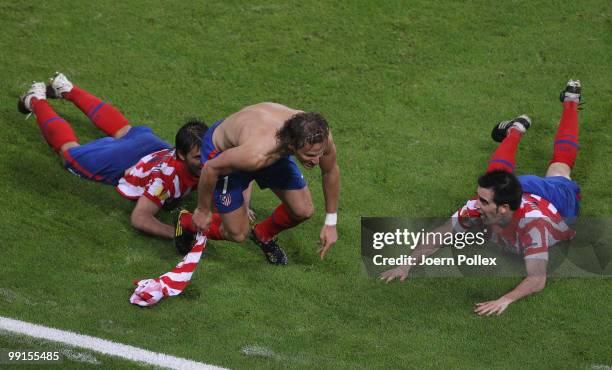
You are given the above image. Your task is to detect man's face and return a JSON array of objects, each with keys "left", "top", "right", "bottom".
[
  {"left": 180, "top": 146, "right": 202, "bottom": 176},
  {"left": 294, "top": 142, "right": 325, "bottom": 169},
  {"left": 475, "top": 186, "right": 510, "bottom": 225}
]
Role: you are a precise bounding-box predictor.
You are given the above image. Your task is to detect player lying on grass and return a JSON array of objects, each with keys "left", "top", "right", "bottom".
[
  {"left": 380, "top": 80, "right": 583, "bottom": 316},
  {"left": 130, "top": 103, "right": 341, "bottom": 306},
  {"left": 18, "top": 73, "right": 207, "bottom": 247}
]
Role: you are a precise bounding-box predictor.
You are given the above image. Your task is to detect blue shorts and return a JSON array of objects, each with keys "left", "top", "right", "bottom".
[
  {"left": 201, "top": 119, "right": 307, "bottom": 213},
  {"left": 63, "top": 126, "right": 171, "bottom": 185},
  {"left": 518, "top": 175, "right": 581, "bottom": 220}
]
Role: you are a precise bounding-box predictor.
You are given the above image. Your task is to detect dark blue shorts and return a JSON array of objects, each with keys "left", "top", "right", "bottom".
[
  {"left": 518, "top": 175, "right": 581, "bottom": 220},
  {"left": 63, "top": 126, "right": 171, "bottom": 185},
  {"left": 200, "top": 119, "right": 224, "bottom": 162},
  {"left": 201, "top": 119, "right": 307, "bottom": 213}
]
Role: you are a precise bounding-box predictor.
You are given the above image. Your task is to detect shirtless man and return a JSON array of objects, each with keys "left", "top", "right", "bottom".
[{"left": 188, "top": 103, "right": 340, "bottom": 264}]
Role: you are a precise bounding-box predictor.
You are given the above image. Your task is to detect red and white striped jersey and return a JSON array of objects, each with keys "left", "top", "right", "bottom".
[
  {"left": 115, "top": 149, "right": 199, "bottom": 207},
  {"left": 130, "top": 233, "right": 206, "bottom": 306},
  {"left": 451, "top": 193, "right": 576, "bottom": 260}
]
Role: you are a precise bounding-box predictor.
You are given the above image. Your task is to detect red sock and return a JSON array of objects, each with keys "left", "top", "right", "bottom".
[
  {"left": 179, "top": 212, "right": 196, "bottom": 233},
  {"left": 254, "top": 204, "right": 300, "bottom": 242},
  {"left": 31, "top": 99, "right": 78, "bottom": 152},
  {"left": 179, "top": 212, "right": 224, "bottom": 240},
  {"left": 487, "top": 128, "right": 523, "bottom": 173},
  {"left": 64, "top": 86, "right": 129, "bottom": 136},
  {"left": 550, "top": 102, "right": 579, "bottom": 168},
  {"left": 205, "top": 213, "right": 224, "bottom": 240}
]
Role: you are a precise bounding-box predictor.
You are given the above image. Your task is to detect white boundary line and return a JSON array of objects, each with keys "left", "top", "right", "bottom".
[{"left": 0, "top": 316, "right": 227, "bottom": 370}]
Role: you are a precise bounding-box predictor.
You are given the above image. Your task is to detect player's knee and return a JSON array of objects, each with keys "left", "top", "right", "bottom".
[
  {"left": 546, "top": 162, "right": 572, "bottom": 179},
  {"left": 224, "top": 224, "right": 250, "bottom": 243},
  {"left": 129, "top": 213, "right": 143, "bottom": 231},
  {"left": 235, "top": 232, "right": 248, "bottom": 243},
  {"left": 292, "top": 203, "right": 315, "bottom": 221},
  {"left": 227, "top": 229, "right": 249, "bottom": 243},
  {"left": 112, "top": 125, "right": 132, "bottom": 139}
]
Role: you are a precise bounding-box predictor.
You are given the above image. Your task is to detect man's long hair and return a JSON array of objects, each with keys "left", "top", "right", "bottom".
[
  {"left": 276, "top": 112, "right": 329, "bottom": 151},
  {"left": 477, "top": 170, "right": 523, "bottom": 210}
]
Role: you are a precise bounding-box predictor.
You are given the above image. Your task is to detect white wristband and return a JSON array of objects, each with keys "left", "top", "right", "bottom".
[{"left": 324, "top": 213, "right": 337, "bottom": 226}]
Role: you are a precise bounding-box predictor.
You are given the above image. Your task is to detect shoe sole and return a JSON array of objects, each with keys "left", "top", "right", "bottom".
[
  {"left": 491, "top": 115, "right": 531, "bottom": 143},
  {"left": 17, "top": 98, "right": 30, "bottom": 114},
  {"left": 559, "top": 80, "right": 582, "bottom": 103},
  {"left": 46, "top": 84, "right": 60, "bottom": 99}
]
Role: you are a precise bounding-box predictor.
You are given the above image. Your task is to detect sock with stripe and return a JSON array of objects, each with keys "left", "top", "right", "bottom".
[
  {"left": 31, "top": 99, "right": 78, "bottom": 152},
  {"left": 64, "top": 86, "right": 129, "bottom": 137},
  {"left": 205, "top": 213, "right": 224, "bottom": 240},
  {"left": 253, "top": 204, "right": 300, "bottom": 242},
  {"left": 551, "top": 102, "right": 579, "bottom": 168},
  {"left": 487, "top": 128, "right": 523, "bottom": 173}
]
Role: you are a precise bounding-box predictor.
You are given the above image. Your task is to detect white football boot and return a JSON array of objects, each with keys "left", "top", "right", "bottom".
[
  {"left": 47, "top": 72, "right": 74, "bottom": 99},
  {"left": 18, "top": 82, "right": 46, "bottom": 114},
  {"left": 560, "top": 79, "right": 581, "bottom": 103}
]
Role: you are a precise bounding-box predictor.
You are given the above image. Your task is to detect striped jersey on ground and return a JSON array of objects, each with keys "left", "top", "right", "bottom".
[
  {"left": 451, "top": 193, "right": 576, "bottom": 260},
  {"left": 116, "top": 148, "right": 199, "bottom": 207},
  {"left": 130, "top": 233, "right": 206, "bottom": 306}
]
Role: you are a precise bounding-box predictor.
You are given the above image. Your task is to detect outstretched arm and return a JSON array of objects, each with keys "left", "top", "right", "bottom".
[
  {"left": 130, "top": 196, "right": 174, "bottom": 239},
  {"left": 474, "top": 258, "right": 547, "bottom": 316},
  {"left": 379, "top": 220, "right": 454, "bottom": 282},
  {"left": 318, "top": 137, "right": 340, "bottom": 259}
]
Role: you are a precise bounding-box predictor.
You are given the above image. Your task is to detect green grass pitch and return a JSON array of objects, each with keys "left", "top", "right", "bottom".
[{"left": 1, "top": 1, "right": 611, "bottom": 368}]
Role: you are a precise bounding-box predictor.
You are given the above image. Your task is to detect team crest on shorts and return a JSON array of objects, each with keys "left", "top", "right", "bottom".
[{"left": 220, "top": 194, "right": 232, "bottom": 207}]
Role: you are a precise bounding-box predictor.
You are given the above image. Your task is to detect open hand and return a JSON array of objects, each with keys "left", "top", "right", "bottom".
[
  {"left": 379, "top": 266, "right": 410, "bottom": 283},
  {"left": 474, "top": 297, "right": 513, "bottom": 316}
]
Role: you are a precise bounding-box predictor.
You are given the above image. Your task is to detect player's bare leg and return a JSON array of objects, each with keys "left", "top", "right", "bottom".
[
  {"left": 249, "top": 186, "right": 314, "bottom": 265},
  {"left": 271, "top": 187, "right": 315, "bottom": 222},
  {"left": 218, "top": 204, "right": 251, "bottom": 242},
  {"left": 176, "top": 183, "right": 256, "bottom": 255},
  {"left": 545, "top": 162, "right": 572, "bottom": 179},
  {"left": 546, "top": 80, "right": 581, "bottom": 179},
  {"left": 59, "top": 141, "right": 80, "bottom": 157}
]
